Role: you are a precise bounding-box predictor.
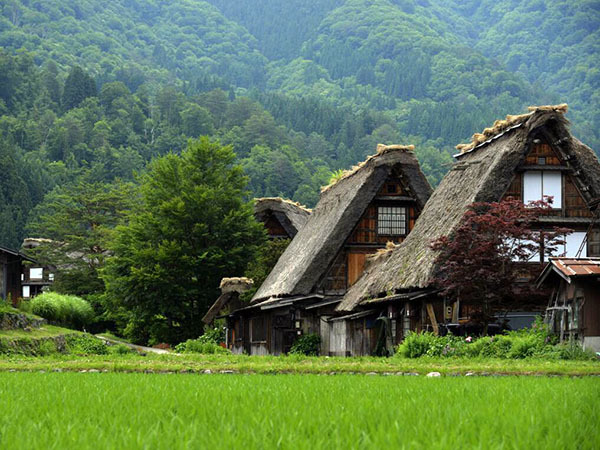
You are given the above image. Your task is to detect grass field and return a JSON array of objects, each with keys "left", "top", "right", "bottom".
[
  {"left": 0, "top": 373, "right": 598, "bottom": 449},
  {"left": 1, "top": 352, "right": 599, "bottom": 376}
]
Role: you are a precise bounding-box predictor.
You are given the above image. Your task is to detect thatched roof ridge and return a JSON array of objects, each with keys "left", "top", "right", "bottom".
[
  {"left": 321, "top": 144, "right": 416, "bottom": 193},
  {"left": 455, "top": 104, "right": 568, "bottom": 155},
  {"left": 338, "top": 107, "right": 600, "bottom": 312},
  {"left": 251, "top": 145, "right": 432, "bottom": 304},
  {"left": 254, "top": 197, "right": 311, "bottom": 237}
]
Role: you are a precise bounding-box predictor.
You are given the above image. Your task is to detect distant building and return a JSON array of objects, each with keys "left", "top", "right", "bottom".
[{"left": 0, "top": 244, "right": 52, "bottom": 304}]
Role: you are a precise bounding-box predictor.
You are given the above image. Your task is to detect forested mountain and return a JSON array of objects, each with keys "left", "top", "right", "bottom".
[{"left": 0, "top": 0, "right": 598, "bottom": 249}]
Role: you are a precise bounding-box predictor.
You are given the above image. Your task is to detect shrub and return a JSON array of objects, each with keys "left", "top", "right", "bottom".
[
  {"left": 397, "top": 331, "right": 436, "bottom": 358},
  {"left": 65, "top": 334, "right": 108, "bottom": 355},
  {"left": 395, "top": 318, "right": 591, "bottom": 360},
  {"left": 38, "top": 340, "right": 57, "bottom": 356},
  {"left": 290, "top": 333, "right": 321, "bottom": 356},
  {"left": 175, "top": 338, "right": 229, "bottom": 354},
  {"left": 108, "top": 343, "right": 134, "bottom": 355},
  {"left": 29, "top": 293, "right": 94, "bottom": 329}
]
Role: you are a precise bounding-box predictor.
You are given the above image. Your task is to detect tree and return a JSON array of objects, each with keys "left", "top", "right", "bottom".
[
  {"left": 431, "top": 199, "right": 568, "bottom": 331},
  {"left": 25, "top": 178, "right": 135, "bottom": 296},
  {"left": 62, "top": 66, "right": 96, "bottom": 111},
  {"left": 103, "top": 138, "right": 266, "bottom": 344}
]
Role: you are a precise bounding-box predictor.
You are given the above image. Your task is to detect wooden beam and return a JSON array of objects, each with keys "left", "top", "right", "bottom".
[{"left": 426, "top": 303, "right": 439, "bottom": 336}]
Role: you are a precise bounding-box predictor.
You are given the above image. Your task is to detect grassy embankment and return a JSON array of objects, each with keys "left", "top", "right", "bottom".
[
  {"left": 0, "top": 373, "right": 598, "bottom": 449},
  {"left": 1, "top": 352, "right": 599, "bottom": 376}
]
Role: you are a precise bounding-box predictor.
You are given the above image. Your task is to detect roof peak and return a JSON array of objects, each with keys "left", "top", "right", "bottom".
[
  {"left": 321, "top": 143, "right": 416, "bottom": 193},
  {"left": 455, "top": 104, "right": 569, "bottom": 155},
  {"left": 254, "top": 197, "right": 311, "bottom": 212}
]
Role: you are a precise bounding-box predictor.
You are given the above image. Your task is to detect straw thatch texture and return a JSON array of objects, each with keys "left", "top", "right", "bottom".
[
  {"left": 254, "top": 197, "right": 311, "bottom": 237},
  {"left": 251, "top": 146, "right": 432, "bottom": 304},
  {"left": 338, "top": 107, "right": 600, "bottom": 312}
]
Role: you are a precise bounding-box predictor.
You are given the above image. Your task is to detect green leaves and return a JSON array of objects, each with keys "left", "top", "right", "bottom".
[{"left": 103, "top": 138, "right": 266, "bottom": 344}]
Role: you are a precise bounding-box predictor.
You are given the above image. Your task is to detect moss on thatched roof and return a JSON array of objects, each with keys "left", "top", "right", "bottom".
[
  {"left": 251, "top": 144, "right": 432, "bottom": 305},
  {"left": 338, "top": 106, "right": 600, "bottom": 312},
  {"left": 455, "top": 104, "right": 569, "bottom": 155}
]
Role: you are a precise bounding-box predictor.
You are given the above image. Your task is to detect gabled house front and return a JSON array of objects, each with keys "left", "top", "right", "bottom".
[
  {"left": 225, "top": 144, "right": 433, "bottom": 355},
  {"left": 338, "top": 105, "right": 600, "bottom": 350}
]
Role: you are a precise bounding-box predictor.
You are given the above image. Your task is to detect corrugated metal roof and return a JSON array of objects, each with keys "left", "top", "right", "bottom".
[{"left": 550, "top": 258, "right": 600, "bottom": 277}]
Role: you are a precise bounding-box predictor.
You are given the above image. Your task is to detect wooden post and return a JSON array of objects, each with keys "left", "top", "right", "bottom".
[
  {"left": 426, "top": 303, "right": 439, "bottom": 336},
  {"left": 452, "top": 300, "right": 459, "bottom": 323}
]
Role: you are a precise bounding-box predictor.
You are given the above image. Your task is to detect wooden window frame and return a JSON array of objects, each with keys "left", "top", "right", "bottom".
[
  {"left": 377, "top": 206, "right": 408, "bottom": 237},
  {"left": 249, "top": 316, "right": 267, "bottom": 344}
]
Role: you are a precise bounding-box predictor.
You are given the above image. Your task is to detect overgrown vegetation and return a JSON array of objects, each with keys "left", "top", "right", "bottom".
[
  {"left": 290, "top": 333, "right": 321, "bottom": 356},
  {"left": 397, "top": 320, "right": 595, "bottom": 360},
  {"left": 28, "top": 293, "right": 94, "bottom": 330}
]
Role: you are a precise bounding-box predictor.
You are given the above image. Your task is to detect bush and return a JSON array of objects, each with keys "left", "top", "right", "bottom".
[
  {"left": 108, "top": 343, "right": 135, "bottom": 355},
  {"left": 29, "top": 293, "right": 94, "bottom": 329},
  {"left": 290, "top": 333, "right": 321, "bottom": 356},
  {"left": 395, "top": 318, "right": 592, "bottom": 360},
  {"left": 65, "top": 334, "right": 108, "bottom": 355},
  {"left": 175, "top": 338, "right": 229, "bottom": 354},
  {"left": 397, "top": 331, "right": 437, "bottom": 358}
]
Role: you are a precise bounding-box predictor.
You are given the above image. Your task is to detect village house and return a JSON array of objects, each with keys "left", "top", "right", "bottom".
[
  {"left": 337, "top": 105, "right": 600, "bottom": 355},
  {"left": 537, "top": 258, "right": 600, "bottom": 352},
  {"left": 0, "top": 244, "right": 52, "bottom": 304},
  {"left": 224, "top": 144, "right": 432, "bottom": 355}
]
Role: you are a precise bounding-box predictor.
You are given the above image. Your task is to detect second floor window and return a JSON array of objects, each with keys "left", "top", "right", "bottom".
[
  {"left": 377, "top": 206, "right": 407, "bottom": 236},
  {"left": 523, "top": 171, "right": 562, "bottom": 208}
]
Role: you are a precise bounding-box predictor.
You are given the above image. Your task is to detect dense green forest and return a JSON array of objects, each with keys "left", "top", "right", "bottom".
[
  {"left": 0, "top": 0, "right": 597, "bottom": 342},
  {"left": 1, "top": 0, "right": 598, "bottom": 250}
]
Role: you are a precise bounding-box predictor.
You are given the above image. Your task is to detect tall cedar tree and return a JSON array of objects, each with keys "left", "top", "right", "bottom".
[
  {"left": 25, "top": 178, "right": 135, "bottom": 296},
  {"left": 103, "top": 138, "right": 266, "bottom": 344},
  {"left": 431, "top": 199, "right": 569, "bottom": 327}
]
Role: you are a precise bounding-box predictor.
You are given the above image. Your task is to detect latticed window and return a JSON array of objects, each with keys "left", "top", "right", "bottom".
[{"left": 377, "top": 206, "right": 407, "bottom": 236}]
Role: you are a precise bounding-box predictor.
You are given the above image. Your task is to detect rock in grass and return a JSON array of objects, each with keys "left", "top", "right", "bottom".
[
  {"left": 426, "top": 372, "right": 441, "bottom": 377},
  {"left": 203, "top": 369, "right": 212, "bottom": 374},
  {"left": 88, "top": 369, "right": 100, "bottom": 373},
  {"left": 365, "top": 372, "right": 378, "bottom": 376}
]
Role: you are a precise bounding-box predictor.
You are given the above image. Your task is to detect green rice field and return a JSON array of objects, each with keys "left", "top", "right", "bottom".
[{"left": 1, "top": 373, "right": 598, "bottom": 449}]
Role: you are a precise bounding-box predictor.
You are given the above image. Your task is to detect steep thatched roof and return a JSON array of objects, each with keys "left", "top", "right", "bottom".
[
  {"left": 251, "top": 144, "right": 432, "bottom": 304},
  {"left": 202, "top": 277, "right": 254, "bottom": 324},
  {"left": 254, "top": 197, "right": 311, "bottom": 238},
  {"left": 338, "top": 105, "right": 600, "bottom": 312}
]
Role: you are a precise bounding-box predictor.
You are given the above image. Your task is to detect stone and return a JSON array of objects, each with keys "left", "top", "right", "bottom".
[
  {"left": 465, "top": 372, "right": 475, "bottom": 376},
  {"left": 426, "top": 372, "right": 441, "bottom": 377},
  {"left": 365, "top": 372, "right": 378, "bottom": 376},
  {"left": 404, "top": 372, "right": 419, "bottom": 376},
  {"left": 203, "top": 369, "right": 212, "bottom": 374},
  {"left": 220, "top": 370, "right": 234, "bottom": 374},
  {"left": 88, "top": 369, "right": 100, "bottom": 373}
]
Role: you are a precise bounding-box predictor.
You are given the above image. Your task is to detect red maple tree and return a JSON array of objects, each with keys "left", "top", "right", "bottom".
[{"left": 431, "top": 199, "right": 569, "bottom": 329}]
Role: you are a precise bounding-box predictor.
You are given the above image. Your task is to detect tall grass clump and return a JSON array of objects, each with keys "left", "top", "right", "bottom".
[{"left": 29, "top": 293, "right": 94, "bottom": 330}]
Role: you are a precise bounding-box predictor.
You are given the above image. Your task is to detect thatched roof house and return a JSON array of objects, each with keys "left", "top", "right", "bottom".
[
  {"left": 339, "top": 105, "right": 600, "bottom": 312},
  {"left": 254, "top": 197, "right": 311, "bottom": 239},
  {"left": 251, "top": 145, "right": 432, "bottom": 306}
]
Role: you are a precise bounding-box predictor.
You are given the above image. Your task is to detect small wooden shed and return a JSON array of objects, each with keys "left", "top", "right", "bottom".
[{"left": 537, "top": 258, "right": 600, "bottom": 352}]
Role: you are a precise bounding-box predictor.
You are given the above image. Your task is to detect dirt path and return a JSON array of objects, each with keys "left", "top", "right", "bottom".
[{"left": 95, "top": 335, "right": 174, "bottom": 355}]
